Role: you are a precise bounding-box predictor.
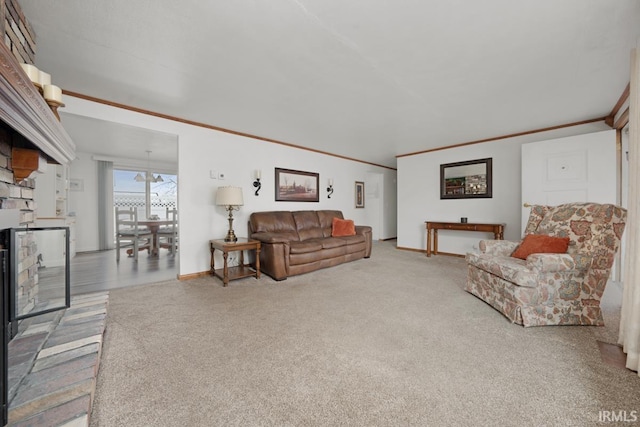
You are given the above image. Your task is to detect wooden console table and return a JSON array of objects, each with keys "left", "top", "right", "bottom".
[{"left": 425, "top": 221, "right": 505, "bottom": 257}]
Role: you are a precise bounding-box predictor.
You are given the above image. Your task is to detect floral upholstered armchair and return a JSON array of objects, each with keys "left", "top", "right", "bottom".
[{"left": 465, "top": 203, "right": 627, "bottom": 327}]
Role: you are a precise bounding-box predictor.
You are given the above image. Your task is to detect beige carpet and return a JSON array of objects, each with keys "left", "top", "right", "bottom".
[{"left": 90, "top": 241, "right": 640, "bottom": 426}]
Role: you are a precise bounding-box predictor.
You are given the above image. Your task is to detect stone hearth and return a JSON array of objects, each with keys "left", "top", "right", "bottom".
[{"left": 7, "top": 292, "right": 108, "bottom": 426}]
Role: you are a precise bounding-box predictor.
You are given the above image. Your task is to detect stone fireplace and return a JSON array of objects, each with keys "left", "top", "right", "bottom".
[
  {"left": 0, "top": 58, "right": 74, "bottom": 326},
  {"left": 0, "top": 2, "right": 77, "bottom": 424}
]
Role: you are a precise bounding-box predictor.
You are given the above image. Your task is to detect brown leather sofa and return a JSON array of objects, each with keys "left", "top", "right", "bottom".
[{"left": 249, "top": 210, "right": 372, "bottom": 280}]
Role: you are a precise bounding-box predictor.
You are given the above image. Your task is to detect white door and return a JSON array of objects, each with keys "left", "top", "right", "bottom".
[
  {"left": 365, "top": 172, "right": 383, "bottom": 241},
  {"left": 521, "top": 130, "right": 617, "bottom": 234},
  {"left": 618, "top": 124, "right": 630, "bottom": 281},
  {"left": 621, "top": 125, "right": 630, "bottom": 209}
]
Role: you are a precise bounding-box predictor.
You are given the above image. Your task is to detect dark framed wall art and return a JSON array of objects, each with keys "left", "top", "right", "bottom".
[
  {"left": 440, "top": 158, "right": 492, "bottom": 199},
  {"left": 275, "top": 168, "right": 319, "bottom": 202}
]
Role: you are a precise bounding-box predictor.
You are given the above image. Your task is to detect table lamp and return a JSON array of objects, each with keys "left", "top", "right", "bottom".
[{"left": 216, "top": 186, "right": 244, "bottom": 242}]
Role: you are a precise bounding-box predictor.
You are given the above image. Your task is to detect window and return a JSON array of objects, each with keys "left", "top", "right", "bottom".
[{"left": 113, "top": 169, "right": 177, "bottom": 218}]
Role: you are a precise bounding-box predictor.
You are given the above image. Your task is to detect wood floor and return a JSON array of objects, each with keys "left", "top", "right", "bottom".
[
  {"left": 70, "top": 248, "right": 178, "bottom": 295},
  {"left": 598, "top": 340, "right": 629, "bottom": 370}
]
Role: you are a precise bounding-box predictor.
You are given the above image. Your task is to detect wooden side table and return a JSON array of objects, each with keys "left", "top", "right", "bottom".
[{"left": 209, "top": 238, "right": 261, "bottom": 286}]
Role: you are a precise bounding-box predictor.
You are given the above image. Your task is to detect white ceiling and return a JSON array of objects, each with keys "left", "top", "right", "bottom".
[
  {"left": 19, "top": 0, "right": 640, "bottom": 168},
  {"left": 59, "top": 112, "right": 178, "bottom": 165}
]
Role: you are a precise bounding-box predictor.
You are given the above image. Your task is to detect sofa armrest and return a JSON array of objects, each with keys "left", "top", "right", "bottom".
[
  {"left": 355, "top": 225, "right": 373, "bottom": 258},
  {"left": 355, "top": 225, "right": 372, "bottom": 235},
  {"left": 479, "top": 240, "right": 519, "bottom": 256},
  {"left": 250, "top": 232, "right": 291, "bottom": 280},
  {"left": 526, "top": 253, "right": 590, "bottom": 273}
]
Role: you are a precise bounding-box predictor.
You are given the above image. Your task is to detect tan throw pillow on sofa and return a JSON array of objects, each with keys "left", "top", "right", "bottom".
[
  {"left": 332, "top": 218, "right": 356, "bottom": 237},
  {"left": 511, "top": 234, "right": 570, "bottom": 260}
]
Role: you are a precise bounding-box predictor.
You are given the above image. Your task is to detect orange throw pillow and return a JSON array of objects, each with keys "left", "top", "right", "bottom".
[
  {"left": 332, "top": 218, "right": 356, "bottom": 237},
  {"left": 511, "top": 234, "right": 570, "bottom": 260}
]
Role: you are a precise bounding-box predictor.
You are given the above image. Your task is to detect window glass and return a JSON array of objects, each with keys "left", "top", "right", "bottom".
[
  {"left": 150, "top": 174, "right": 177, "bottom": 217},
  {"left": 113, "top": 169, "right": 146, "bottom": 218},
  {"left": 113, "top": 169, "right": 177, "bottom": 219}
]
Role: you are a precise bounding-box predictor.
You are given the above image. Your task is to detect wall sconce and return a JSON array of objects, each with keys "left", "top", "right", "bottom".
[
  {"left": 253, "top": 170, "right": 262, "bottom": 196},
  {"left": 327, "top": 179, "right": 334, "bottom": 198}
]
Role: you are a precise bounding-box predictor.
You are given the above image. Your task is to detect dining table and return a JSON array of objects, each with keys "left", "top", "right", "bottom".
[{"left": 126, "top": 218, "right": 174, "bottom": 257}]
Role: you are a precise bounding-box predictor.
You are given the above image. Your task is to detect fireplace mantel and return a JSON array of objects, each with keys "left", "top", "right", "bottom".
[{"left": 0, "top": 41, "right": 75, "bottom": 165}]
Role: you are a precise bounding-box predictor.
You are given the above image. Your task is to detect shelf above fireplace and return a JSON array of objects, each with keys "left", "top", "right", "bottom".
[{"left": 0, "top": 41, "right": 75, "bottom": 165}]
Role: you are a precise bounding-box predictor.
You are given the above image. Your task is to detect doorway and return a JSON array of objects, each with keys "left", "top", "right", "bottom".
[
  {"left": 58, "top": 113, "right": 179, "bottom": 293},
  {"left": 365, "top": 172, "right": 384, "bottom": 241}
]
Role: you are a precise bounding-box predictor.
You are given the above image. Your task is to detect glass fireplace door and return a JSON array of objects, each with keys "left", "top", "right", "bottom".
[
  {"left": 0, "top": 249, "right": 6, "bottom": 426},
  {"left": 7, "top": 227, "right": 70, "bottom": 326}
]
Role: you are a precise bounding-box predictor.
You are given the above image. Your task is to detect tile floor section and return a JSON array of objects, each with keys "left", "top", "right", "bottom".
[{"left": 7, "top": 292, "right": 109, "bottom": 427}]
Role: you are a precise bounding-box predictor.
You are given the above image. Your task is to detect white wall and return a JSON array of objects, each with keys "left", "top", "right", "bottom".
[
  {"left": 67, "top": 151, "right": 98, "bottom": 252},
  {"left": 62, "top": 95, "right": 397, "bottom": 276},
  {"left": 397, "top": 122, "right": 612, "bottom": 255}
]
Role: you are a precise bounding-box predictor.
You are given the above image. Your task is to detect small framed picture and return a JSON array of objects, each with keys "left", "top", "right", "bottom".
[
  {"left": 355, "top": 181, "right": 364, "bottom": 208},
  {"left": 69, "top": 178, "right": 84, "bottom": 191}
]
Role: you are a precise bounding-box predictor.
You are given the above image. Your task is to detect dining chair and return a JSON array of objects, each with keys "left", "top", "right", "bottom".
[
  {"left": 115, "top": 207, "right": 152, "bottom": 261},
  {"left": 157, "top": 207, "right": 178, "bottom": 254}
]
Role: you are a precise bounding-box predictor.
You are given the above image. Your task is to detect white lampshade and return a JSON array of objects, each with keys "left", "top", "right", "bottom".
[{"left": 216, "top": 186, "right": 244, "bottom": 206}]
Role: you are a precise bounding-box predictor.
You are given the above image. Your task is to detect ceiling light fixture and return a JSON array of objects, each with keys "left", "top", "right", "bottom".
[{"left": 134, "top": 150, "right": 164, "bottom": 183}]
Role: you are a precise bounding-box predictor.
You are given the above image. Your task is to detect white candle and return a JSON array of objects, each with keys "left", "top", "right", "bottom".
[
  {"left": 38, "top": 70, "right": 51, "bottom": 86},
  {"left": 20, "top": 63, "right": 40, "bottom": 83},
  {"left": 256, "top": 170, "right": 261, "bottom": 179},
  {"left": 328, "top": 179, "right": 333, "bottom": 186},
  {"left": 43, "top": 84, "right": 63, "bottom": 103}
]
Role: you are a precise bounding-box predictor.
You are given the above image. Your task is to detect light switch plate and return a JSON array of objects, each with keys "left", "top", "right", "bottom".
[{"left": 210, "top": 170, "right": 218, "bottom": 179}]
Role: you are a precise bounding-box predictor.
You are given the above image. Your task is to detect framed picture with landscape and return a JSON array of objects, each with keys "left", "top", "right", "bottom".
[
  {"left": 355, "top": 181, "right": 365, "bottom": 208},
  {"left": 275, "top": 168, "right": 319, "bottom": 202}
]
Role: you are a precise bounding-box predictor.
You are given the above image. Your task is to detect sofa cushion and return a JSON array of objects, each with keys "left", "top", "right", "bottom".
[
  {"left": 335, "top": 235, "right": 366, "bottom": 255},
  {"left": 523, "top": 205, "right": 550, "bottom": 235},
  {"left": 317, "top": 210, "right": 344, "bottom": 237},
  {"left": 250, "top": 211, "right": 298, "bottom": 235},
  {"left": 251, "top": 231, "right": 299, "bottom": 243},
  {"left": 511, "top": 234, "right": 570, "bottom": 260},
  {"left": 289, "top": 240, "right": 323, "bottom": 254},
  {"left": 320, "top": 237, "right": 348, "bottom": 249},
  {"left": 332, "top": 218, "right": 356, "bottom": 237},
  {"left": 466, "top": 252, "right": 539, "bottom": 288},
  {"left": 293, "top": 211, "right": 323, "bottom": 241},
  {"left": 527, "top": 203, "right": 600, "bottom": 252}
]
